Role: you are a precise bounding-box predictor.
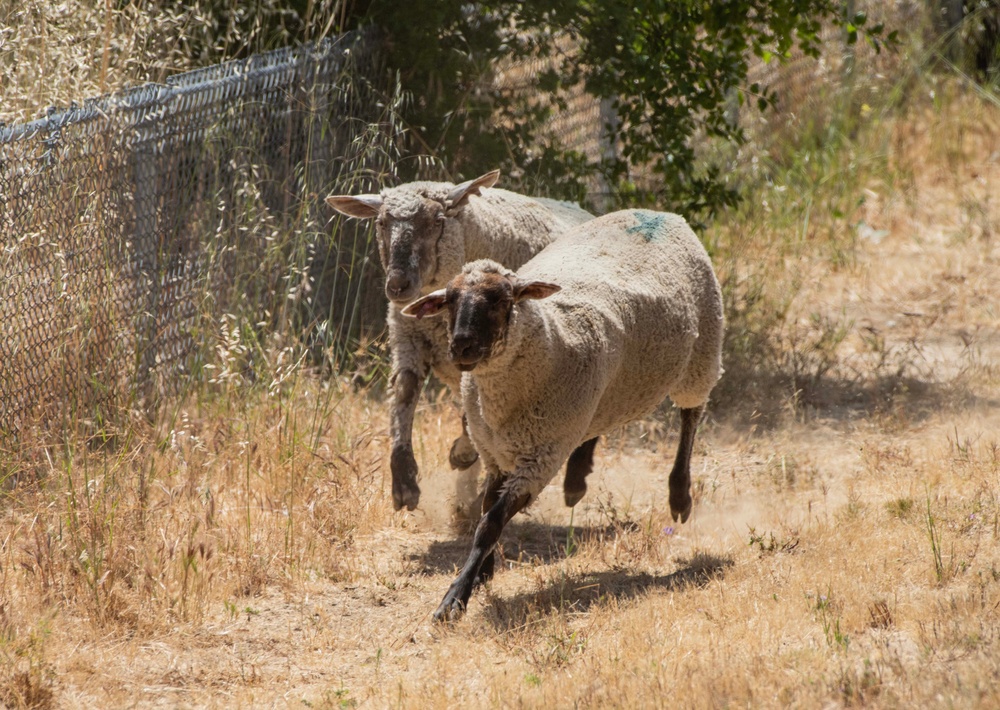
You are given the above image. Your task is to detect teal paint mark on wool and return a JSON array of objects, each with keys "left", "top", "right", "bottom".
[{"left": 624, "top": 210, "right": 668, "bottom": 243}]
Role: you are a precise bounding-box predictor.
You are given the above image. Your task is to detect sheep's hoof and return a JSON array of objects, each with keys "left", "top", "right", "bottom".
[
  {"left": 390, "top": 446, "right": 421, "bottom": 511},
  {"left": 432, "top": 594, "right": 467, "bottom": 623},
  {"left": 449, "top": 436, "right": 480, "bottom": 470},
  {"left": 669, "top": 493, "right": 692, "bottom": 524},
  {"left": 393, "top": 482, "right": 420, "bottom": 512},
  {"left": 564, "top": 482, "right": 587, "bottom": 508}
]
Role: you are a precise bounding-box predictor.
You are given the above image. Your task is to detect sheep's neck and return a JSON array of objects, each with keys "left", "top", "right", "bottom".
[{"left": 469, "top": 303, "right": 555, "bottom": 416}]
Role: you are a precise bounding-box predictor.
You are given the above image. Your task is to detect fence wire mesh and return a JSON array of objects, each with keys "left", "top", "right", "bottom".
[
  {"left": 0, "top": 6, "right": 910, "bottom": 442},
  {"left": 0, "top": 31, "right": 395, "bottom": 440}
]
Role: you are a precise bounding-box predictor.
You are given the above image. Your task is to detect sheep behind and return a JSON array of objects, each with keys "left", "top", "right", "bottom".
[{"left": 327, "top": 171, "right": 594, "bottom": 511}]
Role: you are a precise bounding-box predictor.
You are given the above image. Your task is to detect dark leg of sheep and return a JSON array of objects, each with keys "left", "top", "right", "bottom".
[
  {"left": 434, "top": 488, "right": 531, "bottom": 622},
  {"left": 449, "top": 414, "right": 480, "bottom": 470},
  {"left": 669, "top": 405, "right": 704, "bottom": 523},
  {"left": 390, "top": 369, "right": 422, "bottom": 511},
  {"left": 563, "top": 437, "right": 599, "bottom": 507},
  {"left": 473, "top": 471, "right": 506, "bottom": 587}
]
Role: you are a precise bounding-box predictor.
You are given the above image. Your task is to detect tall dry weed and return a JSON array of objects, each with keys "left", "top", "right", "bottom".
[
  {"left": 1, "top": 373, "right": 390, "bottom": 641},
  {"left": 0, "top": 0, "right": 351, "bottom": 124},
  {"left": 1, "top": 2, "right": 999, "bottom": 707}
]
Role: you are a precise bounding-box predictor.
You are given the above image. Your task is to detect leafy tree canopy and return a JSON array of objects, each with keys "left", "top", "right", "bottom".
[
  {"left": 174, "top": 0, "right": 894, "bottom": 218},
  {"left": 352, "top": 1, "right": 894, "bottom": 218}
]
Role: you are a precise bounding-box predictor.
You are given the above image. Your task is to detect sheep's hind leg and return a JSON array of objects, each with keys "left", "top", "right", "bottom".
[
  {"left": 449, "top": 414, "right": 480, "bottom": 470},
  {"left": 390, "top": 369, "right": 423, "bottom": 511},
  {"left": 563, "top": 437, "right": 599, "bottom": 507},
  {"left": 434, "top": 487, "right": 531, "bottom": 622},
  {"left": 668, "top": 405, "right": 704, "bottom": 523}
]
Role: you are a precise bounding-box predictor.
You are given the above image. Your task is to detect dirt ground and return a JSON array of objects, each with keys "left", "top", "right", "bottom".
[
  {"left": 41, "top": 135, "right": 999, "bottom": 708},
  {"left": 2, "top": 97, "right": 996, "bottom": 708}
]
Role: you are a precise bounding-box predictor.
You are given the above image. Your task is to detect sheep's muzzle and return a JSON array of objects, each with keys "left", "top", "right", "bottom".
[
  {"left": 385, "top": 269, "right": 420, "bottom": 303},
  {"left": 449, "top": 332, "right": 485, "bottom": 371}
]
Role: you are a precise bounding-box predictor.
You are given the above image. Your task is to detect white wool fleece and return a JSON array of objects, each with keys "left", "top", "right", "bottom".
[{"left": 460, "top": 209, "right": 724, "bottom": 501}]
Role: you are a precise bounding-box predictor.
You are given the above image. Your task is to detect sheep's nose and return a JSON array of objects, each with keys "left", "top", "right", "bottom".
[
  {"left": 386, "top": 272, "right": 411, "bottom": 299},
  {"left": 450, "top": 334, "right": 477, "bottom": 362}
]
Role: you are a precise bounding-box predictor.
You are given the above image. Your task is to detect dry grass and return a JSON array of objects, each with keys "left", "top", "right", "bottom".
[
  {"left": 1, "top": 90, "right": 999, "bottom": 707},
  {"left": 3, "top": 4, "right": 1000, "bottom": 708},
  {"left": 0, "top": 0, "right": 347, "bottom": 125}
]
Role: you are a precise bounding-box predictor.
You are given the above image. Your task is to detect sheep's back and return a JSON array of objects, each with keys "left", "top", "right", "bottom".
[
  {"left": 533, "top": 197, "right": 595, "bottom": 230},
  {"left": 462, "top": 190, "right": 594, "bottom": 269},
  {"left": 518, "top": 209, "right": 722, "bottom": 431}
]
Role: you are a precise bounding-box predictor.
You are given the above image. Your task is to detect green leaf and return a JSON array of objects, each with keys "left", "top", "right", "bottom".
[{"left": 538, "top": 68, "right": 560, "bottom": 93}]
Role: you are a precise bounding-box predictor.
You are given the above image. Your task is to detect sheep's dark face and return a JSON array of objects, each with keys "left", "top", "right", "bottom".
[
  {"left": 401, "top": 265, "right": 561, "bottom": 372},
  {"left": 325, "top": 171, "right": 501, "bottom": 305},
  {"left": 446, "top": 271, "right": 516, "bottom": 371},
  {"left": 374, "top": 195, "right": 447, "bottom": 303},
  {"left": 325, "top": 191, "right": 446, "bottom": 303}
]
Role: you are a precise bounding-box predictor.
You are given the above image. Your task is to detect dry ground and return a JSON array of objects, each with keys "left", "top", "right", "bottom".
[{"left": 3, "top": 100, "right": 1000, "bottom": 709}]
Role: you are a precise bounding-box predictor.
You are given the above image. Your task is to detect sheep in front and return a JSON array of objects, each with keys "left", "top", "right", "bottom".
[
  {"left": 402, "top": 209, "right": 724, "bottom": 621},
  {"left": 326, "top": 170, "right": 595, "bottom": 512}
]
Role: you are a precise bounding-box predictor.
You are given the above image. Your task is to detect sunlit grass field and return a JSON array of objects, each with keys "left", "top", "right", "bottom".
[{"left": 2, "top": 3, "right": 1000, "bottom": 708}]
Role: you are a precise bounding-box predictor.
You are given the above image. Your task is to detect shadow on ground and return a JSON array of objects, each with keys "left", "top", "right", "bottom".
[
  {"left": 696, "top": 368, "right": 988, "bottom": 434},
  {"left": 412, "top": 519, "right": 731, "bottom": 629},
  {"left": 411, "top": 518, "right": 643, "bottom": 576},
  {"left": 480, "top": 551, "right": 732, "bottom": 631}
]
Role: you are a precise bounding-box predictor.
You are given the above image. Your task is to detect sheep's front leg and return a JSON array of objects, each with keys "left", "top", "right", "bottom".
[
  {"left": 473, "top": 468, "right": 506, "bottom": 587},
  {"left": 668, "top": 405, "right": 704, "bottom": 523},
  {"left": 390, "top": 369, "right": 422, "bottom": 511},
  {"left": 448, "top": 413, "right": 480, "bottom": 470},
  {"left": 433, "top": 487, "right": 531, "bottom": 622}
]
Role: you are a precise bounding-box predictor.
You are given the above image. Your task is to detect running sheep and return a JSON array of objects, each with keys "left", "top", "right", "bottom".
[
  {"left": 326, "top": 171, "right": 594, "bottom": 511},
  {"left": 402, "top": 209, "right": 724, "bottom": 621}
]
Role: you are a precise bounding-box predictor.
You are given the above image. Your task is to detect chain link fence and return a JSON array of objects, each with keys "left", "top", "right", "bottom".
[
  {"left": 0, "top": 31, "right": 396, "bottom": 440},
  {"left": 0, "top": 7, "right": 912, "bottom": 442}
]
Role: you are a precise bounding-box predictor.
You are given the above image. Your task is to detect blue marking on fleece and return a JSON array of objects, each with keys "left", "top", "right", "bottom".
[{"left": 624, "top": 210, "right": 668, "bottom": 243}]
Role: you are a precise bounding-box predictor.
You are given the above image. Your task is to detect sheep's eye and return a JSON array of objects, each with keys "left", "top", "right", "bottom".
[
  {"left": 375, "top": 216, "right": 385, "bottom": 228},
  {"left": 436, "top": 213, "right": 446, "bottom": 225}
]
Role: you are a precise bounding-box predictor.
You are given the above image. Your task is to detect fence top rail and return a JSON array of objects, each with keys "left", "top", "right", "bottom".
[{"left": 0, "top": 32, "right": 367, "bottom": 145}]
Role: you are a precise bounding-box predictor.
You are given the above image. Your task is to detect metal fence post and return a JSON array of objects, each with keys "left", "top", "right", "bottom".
[{"left": 132, "top": 91, "right": 164, "bottom": 406}]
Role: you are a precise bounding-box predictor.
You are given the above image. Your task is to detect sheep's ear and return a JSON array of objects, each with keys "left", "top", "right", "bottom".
[
  {"left": 401, "top": 289, "right": 449, "bottom": 319},
  {"left": 513, "top": 280, "right": 561, "bottom": 302},
  {"left": 326, "top": 194, "right": 383, "bottom": 219},
  {"left": 445, "top": 170, "right": 501, "bottom": 211}
]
